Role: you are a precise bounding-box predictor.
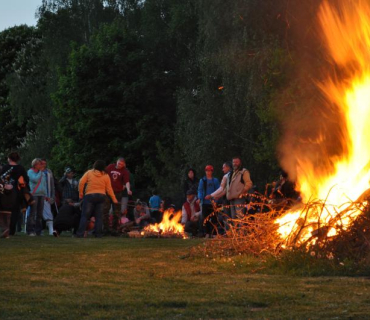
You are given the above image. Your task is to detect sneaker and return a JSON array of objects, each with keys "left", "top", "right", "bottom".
[
  {"left": 29, "top": 233, "right": 36, "bottom": 236},
  {"left": 53, "top": 230, "right": 59, "bottom": 238}
]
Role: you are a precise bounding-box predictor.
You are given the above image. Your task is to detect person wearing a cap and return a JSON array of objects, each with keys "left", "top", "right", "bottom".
[
  {"left": 197, "top": 165, "right": 220, "bottom": 237},
  {"left": 181, "top": 189, "right": 202, "bottom": 236},
  {"left": 205, "top": 161, "right": 233, "bottom": 228},
  {"left": 59, "top": 167, "right": 79, "bottom": 204}
]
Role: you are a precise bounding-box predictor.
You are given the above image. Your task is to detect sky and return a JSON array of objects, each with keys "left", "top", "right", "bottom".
[{"left": 0, "top": 0, "right": 42, "bottom": 32}]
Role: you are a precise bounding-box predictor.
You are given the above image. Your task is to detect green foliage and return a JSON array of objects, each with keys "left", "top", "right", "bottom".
[
  {"left": 0, "top": 0, "right": 330, "bottom": 202},
  {"left": 0, "top": 25, "right": 38, "bottom": 161},
  {"left": 52, "top": 19, "right": 143, "bottom": 175}
]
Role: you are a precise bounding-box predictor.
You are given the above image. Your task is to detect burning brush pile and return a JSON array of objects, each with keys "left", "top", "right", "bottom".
[
  {"left": 128, "top": 209, "right": 187, "bottom": 239},
  {"left": 205, "top": 0, "right": 370, "bottom": 264}
]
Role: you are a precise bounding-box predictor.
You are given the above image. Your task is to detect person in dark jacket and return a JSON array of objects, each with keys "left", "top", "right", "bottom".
[
  {"left": 0, "top": 152, "right": 30, "bottom": 236},
  {"left": 59, "top": 167, "right": 79, "bottom": 204},
  {"left": 53, "top": 200, "right": 82, "bottom": 237},
  {"left": 183, "top": 168, "right": 198, "bottom": 198}
]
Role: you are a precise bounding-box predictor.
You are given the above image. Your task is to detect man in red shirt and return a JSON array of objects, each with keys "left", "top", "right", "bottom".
[{"left": 104, "top": 157, "right": 132, "bottom": 234}]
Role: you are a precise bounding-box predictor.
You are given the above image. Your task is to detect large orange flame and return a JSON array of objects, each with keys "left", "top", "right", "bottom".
[{"left": 275, "top": 0, "right": 370, "bottom": 245}]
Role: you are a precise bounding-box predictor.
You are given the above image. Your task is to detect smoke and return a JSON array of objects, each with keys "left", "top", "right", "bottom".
[{"left": 276, "top": 0, "right": 349, "bottom": 187}]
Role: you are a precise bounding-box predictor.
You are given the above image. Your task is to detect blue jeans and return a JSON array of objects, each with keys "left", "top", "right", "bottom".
[
  {"left": 77, "top": 193, "right": 106, "bottom": 237},
  {"left": 27, "top": 196, "right": 45, "bottom": 235}
]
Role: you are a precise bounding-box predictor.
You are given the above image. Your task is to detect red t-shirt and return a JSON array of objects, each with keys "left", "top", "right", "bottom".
[{"left": 105, "top": 164, "right": 130, "bottom": 193}]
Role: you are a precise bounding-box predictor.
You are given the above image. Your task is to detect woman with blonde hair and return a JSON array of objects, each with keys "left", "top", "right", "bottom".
[
  {"left": 76, "top": 160, "right": 118, "bottom": 238},
  {"left": 27, "top": 158, "right": 47, "bottom": 236}
]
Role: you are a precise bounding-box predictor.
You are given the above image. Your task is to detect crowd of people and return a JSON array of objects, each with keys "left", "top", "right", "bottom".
[{"left": 0, "top": 152, "right": 300, "bottom": 239}]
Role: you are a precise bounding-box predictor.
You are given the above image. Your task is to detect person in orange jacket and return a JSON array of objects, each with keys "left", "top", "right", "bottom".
[{"left": 76, "top": 160, "right": 118, "bottom": 238}]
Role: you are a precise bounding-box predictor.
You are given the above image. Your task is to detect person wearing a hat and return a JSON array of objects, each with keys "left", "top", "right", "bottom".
[
  {"left": 181, "top": 189, "right": 202, "bottom": 237},
  {"left": 197, "top": 165, "right": 220, "bottom": 237},
  {"left": 59, "top": 167, "right": 79, "bottom": 204}
]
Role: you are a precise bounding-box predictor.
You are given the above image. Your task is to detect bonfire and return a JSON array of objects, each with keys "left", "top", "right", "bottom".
[
  {"left": 129, "top": 209, "right": 186, "bottom": 238},
  {"left": 275, "top": 0, "right": 370, "bottom": 249},
  {"left": 205, "top": 0, "right": 370, "bottom": 261}
]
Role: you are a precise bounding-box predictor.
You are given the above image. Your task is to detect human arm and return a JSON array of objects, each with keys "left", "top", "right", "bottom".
[
  {"left": 142, "top": 207, "right": 151, "bottom": 220},
  {"left": 181, "top": 205, "right": 187, "bottom": 224},
  {"left": 19, "top": 166, "right": 29, "bottom": 186},
  {"left": 208, "top": 175, "right": 227, "bottom": 199},
  {"left": 125, "top": 182, "right": 132, "bottom": 195},
  {"left": 242, "top": 170, "right": 253, "bottom": 194},
  {"left": 28, "top": 169, "right": 42, "bottom": 184},
  {"left": 191, "top": 207, "right": 202, "bottom": 222},
  {"left": 122, "top": 169, "right": 132, "bottom": 195},
  {"left": 78, "top": 171, "right": 89, "bottom": 199},
  {"left": 136, "top": 206, "right": 150, "bottom": 224},
  {"left": 197, "top": 179, "right": 203, "bottom": 204}
]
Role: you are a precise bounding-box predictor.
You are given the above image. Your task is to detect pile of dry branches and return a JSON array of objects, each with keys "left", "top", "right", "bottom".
[{"left": 200, "top": 191, "right": 370, "bottom": 262}]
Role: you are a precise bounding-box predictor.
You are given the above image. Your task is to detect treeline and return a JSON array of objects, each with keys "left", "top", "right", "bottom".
[{"left": 0, "top": 0, "right": 325, "bottom": 203}]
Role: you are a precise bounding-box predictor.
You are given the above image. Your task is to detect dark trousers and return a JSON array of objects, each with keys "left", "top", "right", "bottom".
[
  {"left": 0, "top": 213, "right": 11, "bottom": 237},
  {"left": 27, "top": 196, "right": 45, "bottom": 235},
  {"left": 103, "top": 191, "right": 122, "bottom": 232},
  {"left": 202, "top": 204, "right": 216, "bottom": 235},
  {"left": 54, "top": 216, "right": 80, "bottom": 235},
  {"left": 184, "top": 220, "right": 200, "bottom": 236},
  {"left": 9, "top": 193, "right": 24, "bottom": 235},
  {"left": 77, "top": 193, "right": 106, "bottom": 237},
  {"left": 151, "top": 210, "right": 162, "bottom": 223}
]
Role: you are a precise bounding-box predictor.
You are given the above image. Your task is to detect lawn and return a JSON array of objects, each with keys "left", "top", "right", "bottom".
[{"left": 0, "top": 235, "right": 370, "bottom": 319}]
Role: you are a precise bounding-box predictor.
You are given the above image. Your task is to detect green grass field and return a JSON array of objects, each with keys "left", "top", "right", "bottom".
[{"left": 1, "top": 235, "right": 370, "bottom": 319}]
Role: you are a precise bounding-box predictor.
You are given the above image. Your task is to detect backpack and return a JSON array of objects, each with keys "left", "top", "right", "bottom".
[
  {"left": 227, "top": 169, "right": 246, "bottom": 187},
  {"left": 202, "top": 177, "right": 216, "bottom": 198}
]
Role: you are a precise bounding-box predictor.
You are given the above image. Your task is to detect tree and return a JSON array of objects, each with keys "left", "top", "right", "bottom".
[
  {"left": 0, "top": 25, "right": 38, "bottom": 162},
  {"left": 52, "top": 20, "right": 144, "bottom": 175}
]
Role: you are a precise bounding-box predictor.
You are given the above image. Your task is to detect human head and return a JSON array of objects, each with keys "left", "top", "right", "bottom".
[
  {"left": 40, "top": 158, "right": 47, "bottom": 171},
  {"left": 186, "top": 189, "right": 196, "bottom": 202},
  {"left": 116, "top": 157, "right": 126, "bottom": 169},
  {"left": 65, "top": 167, "right": 74, "bottom": 179},
  {"left": 187, "top": 168, "right": 195, "bottom": 180},
  {"left": 8, "top": 151, "right": 20, "bottom": 164},
  {"left": 93, "top": 160, "right": 106, "bottom": 172},
  {"left": 135, "top": 199, "right": 142, "bottom": 210},
  {"left": 280, "top": 170, "right": 288, "bottom": 180},
  {"left": 31, "top": 158, "right": 42, "bottom": 170},
  {"left": 205, "top": 165, "right": 213, "bottom": 179},
  {"left": 232, "top": 156, "right": 242, "bottom": 171},
  {"left": 222, "top": 161, "right": 232, "bottom": 174}
]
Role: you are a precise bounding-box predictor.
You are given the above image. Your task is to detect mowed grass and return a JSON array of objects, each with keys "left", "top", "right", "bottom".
[{"left": 1, "top": 236, "right": 370, "bottom": 319}]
